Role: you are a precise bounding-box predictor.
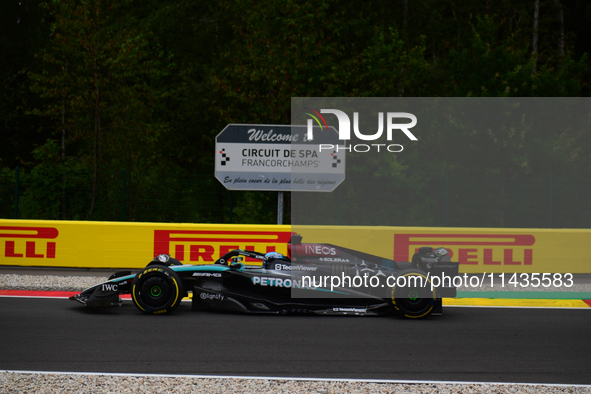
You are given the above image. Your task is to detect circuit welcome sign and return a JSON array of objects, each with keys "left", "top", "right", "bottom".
[{"left": 214, "top": 124, "right": 345, "bottom": 192}]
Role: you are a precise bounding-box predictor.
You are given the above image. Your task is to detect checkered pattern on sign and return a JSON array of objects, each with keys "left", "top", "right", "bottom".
[
  {"left": 331, "top": 151, "right": 341, "bottom": 168},
  {"left": 220, "top": 149, "right": 230, "bottom": 166}
]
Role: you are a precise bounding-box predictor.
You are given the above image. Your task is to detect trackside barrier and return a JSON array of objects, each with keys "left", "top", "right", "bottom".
[
  {"left": 292, "top": 225, "right": 591, "bottom": 274},
  {"left": 0, "top": 220, "right": 291, "bottom": 269},
  {"left": 0, "top": 220, "right": 590, "bottom": 273}
]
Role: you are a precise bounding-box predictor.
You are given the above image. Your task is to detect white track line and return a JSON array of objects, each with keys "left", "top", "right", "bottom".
[
  {"left": 0, "top": 295, "right": 587, "bottom": 309},
  {"left": 445, "top": 304, "right": 590, "bottom": 310},
  {"left": 1, "top": 370, "right": 590, "bottom": 388}
]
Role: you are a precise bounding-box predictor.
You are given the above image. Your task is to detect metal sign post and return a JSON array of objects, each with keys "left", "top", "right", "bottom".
[{"left": 277, "top": 191, "right": 283, "bottom": 225}]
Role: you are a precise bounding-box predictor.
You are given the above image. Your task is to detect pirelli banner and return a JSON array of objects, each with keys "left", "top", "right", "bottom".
[
  {"left": 295, "top": 226, "right": 590, "bottom": 274},
  {"left": 0, "top": 220, "right": 589, "bottom": 273},
  {"left": 0, "top": 220, "right": 291, "bottom": 269}
]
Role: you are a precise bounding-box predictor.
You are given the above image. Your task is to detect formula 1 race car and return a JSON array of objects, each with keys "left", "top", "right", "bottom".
[{"left": 70, "top": 235, "right": 460, "bottom": 318}]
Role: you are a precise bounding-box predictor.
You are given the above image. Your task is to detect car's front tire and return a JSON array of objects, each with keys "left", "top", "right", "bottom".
[{"left": 131, "top": 265, "right": 183, "bottom": 314}]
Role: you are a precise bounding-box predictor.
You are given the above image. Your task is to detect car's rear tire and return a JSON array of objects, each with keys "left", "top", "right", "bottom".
[
  {"left": 390, "top": 270, "right": 437, "bottom": 318},
  {"left": 132, "top": 265, "right": 183, "bottom": 314}
]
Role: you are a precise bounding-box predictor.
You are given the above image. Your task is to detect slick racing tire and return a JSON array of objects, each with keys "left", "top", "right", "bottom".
[
  {"left": 390, "top": 269, "right": 437, "bottom": 319},
  {"left": 132, "top": 265, "right": 183, "bottom": 315}
]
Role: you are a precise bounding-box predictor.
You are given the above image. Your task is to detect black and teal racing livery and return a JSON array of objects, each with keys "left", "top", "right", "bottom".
[{"left": 70, "top": 235, "right": 459, "bottom": 318}]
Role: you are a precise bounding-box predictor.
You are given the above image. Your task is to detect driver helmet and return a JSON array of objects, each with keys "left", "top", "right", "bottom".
[{"left": 265, "top": 252, "right": 284, "bottom": 260}]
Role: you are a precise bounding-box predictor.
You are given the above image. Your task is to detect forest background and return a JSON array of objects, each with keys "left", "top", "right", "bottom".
[{"left": 1, "top": 0, "right": 590, "bottom": 228}]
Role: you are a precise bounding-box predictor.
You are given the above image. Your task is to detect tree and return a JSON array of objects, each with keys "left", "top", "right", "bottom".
[
  {"left": 28, "top": 0, "right": 171, "bottom": 219},
  {"left": 0, "top": 0, "right": 51, "bottom": 169}
]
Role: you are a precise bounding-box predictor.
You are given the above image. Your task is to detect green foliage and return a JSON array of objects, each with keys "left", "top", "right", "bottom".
[
  {"left": 13, "top": 140, "right": 87, "bottom": 219},
  {"left": 26, "top": 0, "right": 175, "bottom": 219},
  {"left": 444, "top": 15, "right": 587, "bottom": 97},
  {"left": 1, "top": 0, "right": 590, "bottom": 226}
]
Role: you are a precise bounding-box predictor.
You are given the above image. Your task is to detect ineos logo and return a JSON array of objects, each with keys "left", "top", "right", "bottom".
[{"left": 304, "top": 245, "right": 337, "bottom": 255}]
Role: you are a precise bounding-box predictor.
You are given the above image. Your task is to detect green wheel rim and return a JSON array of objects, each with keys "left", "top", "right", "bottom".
[{"left": 150, "top": 285, "right": 162, "bottom": 297}]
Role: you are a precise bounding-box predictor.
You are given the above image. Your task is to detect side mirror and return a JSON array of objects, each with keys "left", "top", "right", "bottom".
[{"left": 418, "top": 246, "right": 433, "bottom": 255}]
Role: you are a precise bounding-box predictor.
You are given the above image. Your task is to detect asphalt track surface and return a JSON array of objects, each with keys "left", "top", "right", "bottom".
[{"left": 1, "top": 297, "right": 590, "bottom": 384}]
